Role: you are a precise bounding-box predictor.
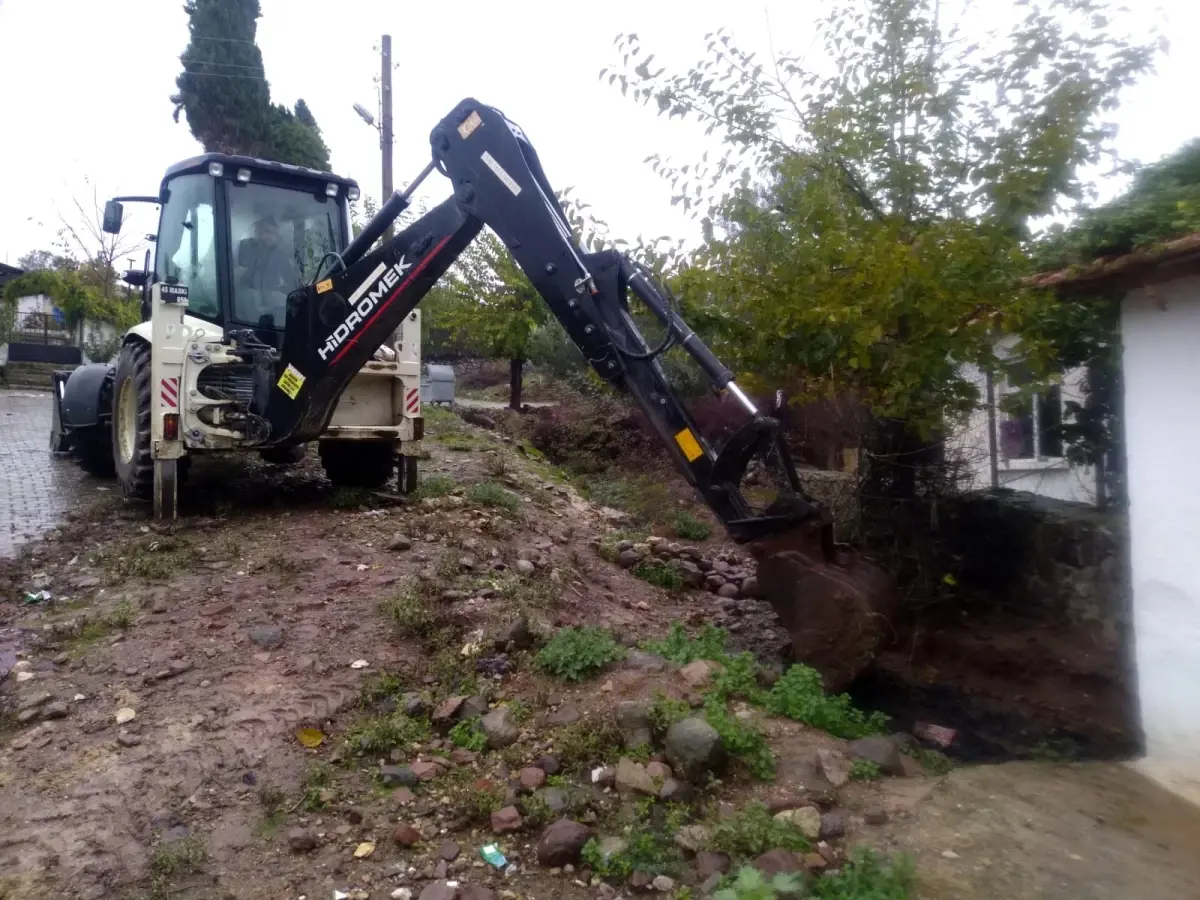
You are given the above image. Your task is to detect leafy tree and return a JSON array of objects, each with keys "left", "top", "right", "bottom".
[
  {"left": 436, "top": 229, "right": 548, "bottom": 409},
  {"left": 607, "top": 0, "right": 1159, "bottom": 440},
  {"left": 172, "top": 0, "right": 330, "bottom": 169}
]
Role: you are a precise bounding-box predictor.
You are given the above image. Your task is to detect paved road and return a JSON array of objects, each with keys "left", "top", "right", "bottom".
[{"left": 0, "top": 390, "right": 103, "bottom": 558}]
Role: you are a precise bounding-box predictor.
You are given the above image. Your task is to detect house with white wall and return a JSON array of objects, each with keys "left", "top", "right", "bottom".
[
  {"left": 1035, "top": 232, "right": 1200, "bottom": 807},
  {"left": 954, "top": 338, "right": 1098, "bottom": 505}
]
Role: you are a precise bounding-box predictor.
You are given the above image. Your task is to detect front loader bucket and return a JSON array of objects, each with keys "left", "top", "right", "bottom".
[{"left": 747, "top": 502, "right": 897, "bottom": 694}]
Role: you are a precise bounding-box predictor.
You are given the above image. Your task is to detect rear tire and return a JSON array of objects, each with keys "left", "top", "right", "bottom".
[
  {"left": 112, "top": 341, "right": 153, "bottom": 501},
  {"left": 319, "top": 440, "right": 395, "bottom": 488}
]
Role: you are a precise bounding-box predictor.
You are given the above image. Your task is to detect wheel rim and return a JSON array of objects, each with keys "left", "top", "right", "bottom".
[{"left": 117, "top": 377, "right": 137, "bottom": 464}]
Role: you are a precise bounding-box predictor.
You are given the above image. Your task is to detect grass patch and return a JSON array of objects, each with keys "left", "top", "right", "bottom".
[
  {"left": 710, "top": 802, "right": 810, "bottom": 860},
  {"left": 466, "top": 479, "right": 521, "bottom": 513},
  {"left": 849, "top": 759, "right": 883, "bottom": 781},
  {"left": 299, "top": 762, "right": 334, "bottom": 810},
  {"left": 103, "top": 538, "right": 193, "bottom": 581},
  {"left": 328, "top": 486, "right": 374, "bottom": 510},
  {"left": 672, "top": 510, "right": 713, "bottom": 541},
  {"left": 343, "top": 712, "right": 430, "bottom": 758},
  {"left": 809, "top": 848, "right": 915, "bottom": 898},
  {"left": 644, "top": 623, "right": 730, "bottom": 665},
  {"left": 410, "top": 474, "right": 457, "bottom": 501},
  {"left": 902, "top": 745, "right": 954, "bottom": 775},
  {"left": 147, "top": 834, "right": 207, "bottom": 895},
  {"left": 598, "top": 527, "right": 651, "bottom": 562},
  {"left": 536, "top": 626, "right": 624, "bottom": 681},
  {"left": 554, "top": 718, "right": 625, "bottom": 771},
  {"left": 582, "top": 802, "right": 689, "bottom": 878},
  {"left": 765, "top": 665, "right": 889, "bottom": 740},
  {"left": 580, "top": 474, "right": 674, "bottom": 525},
  {"left": 359, "top": 671, "right": 407, "bottom": 708},
  {"left": 380, "top": 588, "right": 443, "bottom": 639},
  {"left": 456, "top": 778, "right": 504, "bottom": 824},
  {"left": 633, "top": 558, "right": 685, "bottom": 591},
  {"left": 448, "top": 718, "right": 488, "bottom": 752},
  {"left": 61, "top": 599, "right": 136, "bottom": 653}
]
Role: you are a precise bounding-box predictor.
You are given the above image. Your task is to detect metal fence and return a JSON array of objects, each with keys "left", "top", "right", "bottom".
[{"left": 1, "top": 311, "right": 74, "bottom": 346}]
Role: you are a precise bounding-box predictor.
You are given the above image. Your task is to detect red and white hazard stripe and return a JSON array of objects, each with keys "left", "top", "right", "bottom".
[
  {"left": 160, "top": 377, "right": 179, "bottom": 410},
  {"left": 404, "top": 386, "right": 420, "bottom": 415}
]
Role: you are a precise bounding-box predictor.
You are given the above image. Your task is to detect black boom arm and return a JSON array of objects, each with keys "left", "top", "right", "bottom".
[{"left": 272, "top": 98, "right": 830, "bottom": 546}]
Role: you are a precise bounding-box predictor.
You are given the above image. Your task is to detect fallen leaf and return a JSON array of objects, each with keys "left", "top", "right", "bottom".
[
  {"left": 296, "top": 727, "right": 325, "bottom": 749},
  {"left": 354, "top": 841, "right": 376, "bottom": 858}
]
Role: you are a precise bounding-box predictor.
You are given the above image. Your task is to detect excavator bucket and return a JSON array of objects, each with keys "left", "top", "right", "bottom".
[{"left": 749, "top": 514, "right": 897, "bottom": 693}]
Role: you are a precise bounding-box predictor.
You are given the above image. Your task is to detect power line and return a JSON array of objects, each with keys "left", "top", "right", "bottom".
[
  {"left": 179, "top": 70, "right": 270, "bottom": 82},
  {"left": 188, "top": 34, "right": 258, "bottom": 45},
  {"left": 180, "top": 59, "right": 266, "bottom": 72}
]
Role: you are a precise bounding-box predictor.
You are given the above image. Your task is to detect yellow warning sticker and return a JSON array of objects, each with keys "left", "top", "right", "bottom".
[
  {"left": 457, "top": 110, "right": 483, "bottom": 139},
  {"left": 674, "top": 427, "right": 704, "bottom": 463},
  {"left": 277, "top": 363, "right": 305, "bottom": 399},
  {"left": 316, "top": 278, "right": 333, "bottom": 294}
]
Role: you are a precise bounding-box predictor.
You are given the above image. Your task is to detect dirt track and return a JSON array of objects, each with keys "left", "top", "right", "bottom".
[{"left": 2, "top": 402, "right": 1200, "bottom": 899}]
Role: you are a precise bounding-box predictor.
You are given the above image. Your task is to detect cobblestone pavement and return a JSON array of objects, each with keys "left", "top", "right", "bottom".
[{"left": 0, "top": 390, "right": 106, "bottom": 558}]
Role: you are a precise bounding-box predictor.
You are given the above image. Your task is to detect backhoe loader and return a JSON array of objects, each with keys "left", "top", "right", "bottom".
[{"left": 50, "top": 98, "right": 893, "bottom": 687}]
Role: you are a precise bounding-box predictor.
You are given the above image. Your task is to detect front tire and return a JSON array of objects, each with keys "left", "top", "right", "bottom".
[
  {"left": 319, "top": 440, "right": 395, "bottom": 488},
  {"left": 112, "top": 341, "right": 153, "bottom": 501},
  {"left": 260, "top": 444, "right": 308, "bottom": 466}
]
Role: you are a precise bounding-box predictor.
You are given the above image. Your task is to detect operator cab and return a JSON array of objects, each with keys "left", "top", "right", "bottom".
[{"left": 104, "top": 153, "right": 358, "bottom": 348}]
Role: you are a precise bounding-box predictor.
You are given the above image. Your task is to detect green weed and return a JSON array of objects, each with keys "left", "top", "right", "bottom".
[
  {"left": 148, "top": 835, "right": 207, "bottom": 881},
  {"left": 633, "top": 558, "right": 685, "bottom": 591},
  {"left": 710, "top": 802, "right": 809, "bottom": 860},
  {"left": 411, "top": 474, "right": 457, "bottom": 501},
  {"left": 644, "top": 622, "right": 730, "bottom": 665},
  {"left": 902, "top": 745, "right": 954, "bottom": 775},
  {"left": 105, "top": 538, "right": 193, "bottom": 581},
  {"left": 672, "top": 510, "right": 713, "bottom": 541},
  {"left": 713, "top": 867, "right": 804, "bottom": 900},
  {"left": 581, "top": 474, "right": 674, "bottom": 525},
  {"left": 359, "top": 671, "right": 406, "bottom": 708},
  {"left": 554, "top": 718, "right": 625, "bottom": 771},
  {"left": 808, "top": 848, "right": 915, "bottom": 899},
  {"left": 766, "top": 664, "right": 889, "bottom": 740},
  {"left": 598, "top": 527, "right": 651, "bottom": 562},
  {"left": 536, "top": 626, "right": 624, "bottom": 681},
  {"left": 299, "top": 762, "right": 334, "bottom": 810},
  {"left": 448, "top": 718, "right": 488, "bottom": 752},
  {"left": 849, "top": 759, "right": 883, "bottom": 781},
  {"left": 343, "top": 712, "right": 429, "bottom": 758},
  {"left": 466, "top": 480, "right": 521, "bottom": 512},
  {"left": 380, "top": 588, "right": 443, "bottom": 639},
  {"left": 702, "top": 697, "right": 775, "bottom": 779}
]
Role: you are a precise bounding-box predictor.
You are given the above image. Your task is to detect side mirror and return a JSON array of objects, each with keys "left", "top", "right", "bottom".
[
  {"left": 102, "top": 200, "right": 124, "bottom": 235},
  {"left": 123, "top": 269, "right": 150, "bottom": 287}
]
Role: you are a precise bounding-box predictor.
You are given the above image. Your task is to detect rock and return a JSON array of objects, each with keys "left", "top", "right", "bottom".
[
  {"left": 393, "top": 889, "right": 414, "bottom": 900},
  {"left": 459, "top": 556, "right": 477, "bottom": 571},
  {"left": 899, "top": 753, "right": 925, "bottom": 778},
  {"left": 740, "top": 576, "right": 762, "bottom": 598},
  {"left": 716, "top": 583, "right": 739, "bottom": 599},
  {"left": 616, "top": 540, "right": 635, "bottom": 552},
  {"left": 491, "top": 805, "right": 523, "bottom": 833},
  {"left": 629, "top": 871, "right": 653, "bottom": 890},
  {"left": 802, "top": 853, "right": 829, "bottom": 873},
  {"left": 389, "top": 534, "right": 413, "bottom": 551},
  {"left": 775, "top": 807, "right": 821, "bottom": 840},
  {"left": 617, "top": 550, "right": 639, "bottom": 569},
  {"left": 115, "top": 707, "right": 137, "bottom": 725},
  {"left": 450, "top": 748, "right": 477, "bottom": 765},
  {"left": 591, "top": 767, "right": 616, "bottom": 787},
  {"left": 515, "top": 559, "right": 537, "bottom": 575},
  {"left": 496, "top": 617, "right": 534, "bottom": 651},
  {"left": 651, "top": 876, "right": 676, "bottom": 892},
  {"left": 288, "top": 828, "right": 318, "bottom": 853},
  {"left": 615, "top": 757, "right": 657, "bottom": 796},
  {"left": 536, "top": 818, "right": 593, "bottom": 867},
  {"left": 674, "top": 824, "right": 712, "bottom": 853},
  {"left": 247, "top": 624, "right": 284, "bottom": 650},
  {"left": 658, "top": 778, "right": 694, "bottom": 804},
  {"left": 419, "top": 882, "right": 460, "bottom": 900},
  {"left": 594, "top": 836, "right": 628, "bottom": 865},
  {"left": 440, "top": 840, "right": 461, "bottom": 861},
  {"left": 863, "top": 803, "right": 889, "bottom": 826},
  {"left": 403, "top": 692, "right": 429, "bottom": 716},
  {"left": 381, "top": 765, "right": 420, "bottom": 788},
  {"left": 624, "top": 649, "right": 669, "bottom": 672},
  {"left": 460, "top": 695, "right": 490, "bottom": 719},
  {"left": 616, "top": 700, "right": 654, "bottom": 749},
  {"left": 816, "top": 748, "right": 851, "bottom": 787},
  {"left": 704, "top": 575, "right": 725, "bottom": 591},
  {"left": 459, "top": 887, "right": 495, "bottom": 900},
  {"left": 695, "top": 852, "right": 730, "bottom": 878},
  {"left": 393, "top": 823, "right": 422, "bottom": 846},
  {"left": 677, "top": 561, "right": 704, "bottom": 588},
  {"left": 411, "top": 760, "right": 443, "bottom": 781},
  {"left": 480, "top": 705, "right": 519, "bottom": 748},
  {"left": 519, "top": 766, "right": 547, "bottom": 790},
  {"left": 819, "top": 810, "right": 847, "bottom": 840},
  {"left": 753, "top": 849, "right": 804, "bottom": 876},
  {"left": 546, "top": 703, "right": 581, "bottom": 727},
  {"left": 539, "top": 786, "right": 568, "bottom": 813},
  {"left": 432, "top": 695, "right": 467, "bottom": 724},
  {"left": 117, "top": 734, "right": 142, "bottom": 748},
  {"left": 679, "top": 660, "right": 722, "bottom": 690},
  {"left": 665, "top": 718, "right": 726, "bottom": 782},
  {"left": 534, "top": 754, "right": 560, "bottom": 775},
  {"left": 848, "top": 736, "right": 905, "bottom": 776},
  {"left": 393, "top": 787, "right": 415, "bottom": 805},
  {"left": 645, "top": 761, "right": 672, "bottom": 781}
]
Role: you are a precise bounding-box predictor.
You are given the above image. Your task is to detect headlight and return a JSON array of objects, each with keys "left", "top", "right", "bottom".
[
  {"left": 347, "top": 185, "right": 360, "bottom": 201},
  {"left": 207, "top": 162, "right": 224, "bottom": 177},
  {"left": 326, "top": 182, "right": 339, "bottom": 197},
  {"left": 236, "top": 168, "right": 251, "bottom": 183}
]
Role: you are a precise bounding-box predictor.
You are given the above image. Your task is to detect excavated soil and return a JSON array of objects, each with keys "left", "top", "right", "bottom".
[{"left": 1, "top": 406, "right": 1199, "bottom": 900}]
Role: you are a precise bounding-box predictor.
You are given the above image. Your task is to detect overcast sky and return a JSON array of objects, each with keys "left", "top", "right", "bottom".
[{"left": 0, "top": 0, "right": 1193, "bottom": 269}]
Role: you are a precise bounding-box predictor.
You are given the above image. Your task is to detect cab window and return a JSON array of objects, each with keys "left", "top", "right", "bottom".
[{"left": 155, "top": 174, "right": 218, "bottom": 320}]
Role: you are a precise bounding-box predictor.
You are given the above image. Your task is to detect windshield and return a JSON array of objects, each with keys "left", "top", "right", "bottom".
[{"left": 228, "top": 182, "right": 342, "bottom": 329}]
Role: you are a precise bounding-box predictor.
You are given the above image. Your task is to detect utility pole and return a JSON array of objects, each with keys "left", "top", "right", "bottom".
[{"left": 381, "top": 34, "right": 394, "bottom": 219}]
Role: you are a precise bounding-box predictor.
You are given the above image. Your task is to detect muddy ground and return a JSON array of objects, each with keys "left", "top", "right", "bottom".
[{"left": 2, "top": 403, "right": 1200, "bottom": 900}]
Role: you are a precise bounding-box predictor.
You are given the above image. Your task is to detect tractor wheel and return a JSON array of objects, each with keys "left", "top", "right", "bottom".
[
  {"left": 319, "top": 440, "right": 395, "bottom": 488},
  {"left": 111, "top": 341, "right": 154, "bottom": 501},
  {"left": 76, "top": 429, "right": 116, "bottom": 477},
  {"left": 260, "top": 444, "right": 308, "bottom": 466}
]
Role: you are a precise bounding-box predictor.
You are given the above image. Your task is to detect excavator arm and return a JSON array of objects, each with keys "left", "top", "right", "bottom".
[{"left": 262, "top": 98, "right": 894, "bottom": 685}]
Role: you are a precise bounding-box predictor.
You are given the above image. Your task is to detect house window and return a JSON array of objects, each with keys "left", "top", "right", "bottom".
[{"left": 998, "top": 379, "right": 1064, "bottom": 461}]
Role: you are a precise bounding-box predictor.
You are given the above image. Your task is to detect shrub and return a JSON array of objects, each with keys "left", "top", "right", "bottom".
[
  {"left": 644, "top": 622, "right": 730, "bottom": 665},
  {"left": 411, "top": 474, "right": 456, "bottom": 501},
  {"left": 536, "top": 626, "right": 624, "bottom": 681},
  {"left": 766, "top": 664, "right": 889, "bottom": 740},
  {"left": 449, "top": 718, "right": 488, "bottom": 752},
  {"left": 633, "top": 558, "right": 685, "bottom": 591},
  {"left": 673, "top": 510, "right": 713, "bottom": 541},
  {"left": 849, "top": 759, "right": 882, "bottom": 781},
  {"left": 710, "top": 802, "right": 809, "bottom": 859},
  {"left": 466, "top": 479, "right": 521, "bottom": 512}
]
